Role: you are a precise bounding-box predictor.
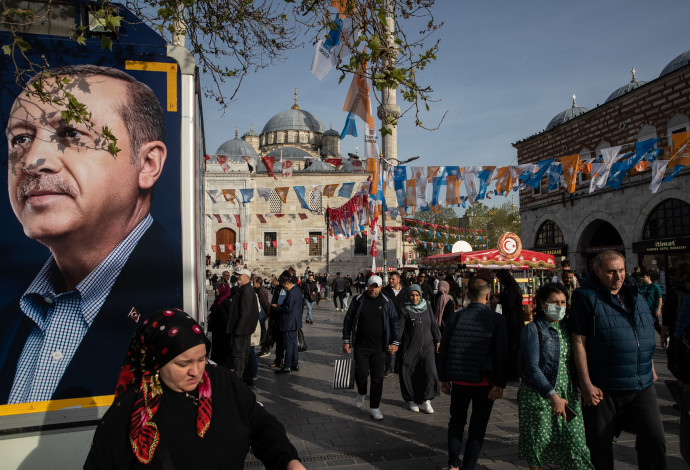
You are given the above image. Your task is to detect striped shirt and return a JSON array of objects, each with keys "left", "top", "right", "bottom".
[{"left": 8, "top": 215, "right": 153, "bottom": 404}]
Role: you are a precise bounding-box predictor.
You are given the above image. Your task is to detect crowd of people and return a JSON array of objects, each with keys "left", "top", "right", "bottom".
[{"left": 88, "top": 251, "right": 690, "bottom": 469}]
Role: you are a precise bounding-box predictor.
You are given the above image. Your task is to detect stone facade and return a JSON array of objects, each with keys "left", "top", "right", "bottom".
[{"left": 514, "top": 58, "right": 690, "bottom": 276}]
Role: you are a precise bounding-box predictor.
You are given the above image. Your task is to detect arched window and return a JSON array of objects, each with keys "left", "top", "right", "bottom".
[
  {"left": 643, "top": 198, "right": 690, "bottom": 239},
  {"left": 535, "top": 220, "right": 564, "bottom": 246}
]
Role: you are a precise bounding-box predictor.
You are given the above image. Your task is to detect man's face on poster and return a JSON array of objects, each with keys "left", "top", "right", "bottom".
[{"left": 6, "top": 75, "right": 145, "bottom": 245}]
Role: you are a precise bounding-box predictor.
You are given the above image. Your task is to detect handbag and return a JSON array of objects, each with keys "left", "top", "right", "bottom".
[
  {"left": 333, "top": 354, "right": 355, "bottom": 389},
  {"left": 297, "top": 328, "right": 308, "bottom": 352}
]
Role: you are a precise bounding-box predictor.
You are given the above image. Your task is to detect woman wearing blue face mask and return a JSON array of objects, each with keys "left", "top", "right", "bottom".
[{"left": 517, "top": 283, "right": 593, "bottom": 470}]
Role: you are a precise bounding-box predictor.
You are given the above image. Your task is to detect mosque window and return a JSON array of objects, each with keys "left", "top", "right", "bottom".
[
  {"left": 643, "top": 198, "right": 690, "bottom": 240},
  {"left": 535, "top": 220, "right": 564, "bottom": 246},
  {"left": 309, "top": 190, "right": 322, "bottom": 214},
  {"left": 269, "top": 190, "right": 282, "bottom": 213},
  {"left": 354, "top": 233, "right": 368, "bottom": 255},
  {"left": 308, "top": 231, "right": 323, "bottom": 256},
  {"left": 264, "top": 232, "right": 277, "bottom": 256}
]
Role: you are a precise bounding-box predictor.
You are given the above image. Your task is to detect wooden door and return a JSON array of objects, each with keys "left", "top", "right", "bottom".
[{"left": 216, "top": 228, "right": 236, "bottom": 264}]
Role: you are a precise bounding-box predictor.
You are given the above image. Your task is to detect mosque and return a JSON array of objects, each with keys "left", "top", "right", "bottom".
[
  {"left": 515, "top": 48, "right": 690, "bottom": 290},
  {"left": 204, "top": 91, "right": 404, "bottom": 279}
]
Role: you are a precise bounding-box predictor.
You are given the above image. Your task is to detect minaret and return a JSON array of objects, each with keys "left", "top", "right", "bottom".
[{"left": 376, "top": 0, "right": 401, "bottom": 162}]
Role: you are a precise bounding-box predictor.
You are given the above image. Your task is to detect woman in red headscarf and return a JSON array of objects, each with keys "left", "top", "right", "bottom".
[{"left": 84, "top": 308, "right": 305, "bottom": 470}]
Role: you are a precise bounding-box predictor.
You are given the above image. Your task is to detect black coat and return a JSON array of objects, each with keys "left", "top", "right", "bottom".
[
  {"left": 437, "top": 302, "right": 508, "bottom": 387},
  {"left": 0, "top": 222, "right": 182, "bottom": 403}
]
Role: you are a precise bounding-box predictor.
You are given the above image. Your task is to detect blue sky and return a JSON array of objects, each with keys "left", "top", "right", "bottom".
[{"left": 202, "top": 0, "right": 689, "bottom": 176}]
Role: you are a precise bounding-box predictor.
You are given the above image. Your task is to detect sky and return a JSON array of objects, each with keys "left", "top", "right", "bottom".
[{"left": 201, "top": 0, "right": 690, "bottom": 191}]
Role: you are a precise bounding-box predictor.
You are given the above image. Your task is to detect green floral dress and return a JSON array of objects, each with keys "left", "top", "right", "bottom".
[{"left": 517, "top": 321, "right": 593, "bottom": 469}]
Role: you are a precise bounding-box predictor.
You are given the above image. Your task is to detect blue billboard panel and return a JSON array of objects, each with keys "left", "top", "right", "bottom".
[{"left": 0, "top": 7, "right": 183, "bottom": 405}]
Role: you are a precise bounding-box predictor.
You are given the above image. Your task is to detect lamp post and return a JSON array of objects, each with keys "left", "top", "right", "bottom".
[{"left": 375, "top": 155, "right": 419, "bottom": 284}]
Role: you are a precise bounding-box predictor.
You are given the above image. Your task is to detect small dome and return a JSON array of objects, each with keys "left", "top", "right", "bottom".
[
  {"left": 546, "top": 94, "right": 590, "bottom": 131},
  {"left": 323, "top": 128, "right": 340, "bottom": 137},
  {"left": 660, "top": 49, "right": 690, "bottom": 77},
  {"left": 265, "top": 146, "right": 313, "bottom": 159},
  {"left": 605, "top": 68, "right": 647, "bottom": 103},
  {"left": 242, "top": 124, "right": 258, "bottom": 137},
  {"left": 215, "top": 129, "right": 259, "bottom": 158},
  {"left": 303, "top": 160, "right": 336, "bottom": 172}
]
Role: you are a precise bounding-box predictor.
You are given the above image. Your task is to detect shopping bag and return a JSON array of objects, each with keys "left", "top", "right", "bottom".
[
  {"left": 297, "top": 328, "right": 308, "bottom": 352},
  {"left": 333, "top": 355, "right": 355, "bottom": 389}
]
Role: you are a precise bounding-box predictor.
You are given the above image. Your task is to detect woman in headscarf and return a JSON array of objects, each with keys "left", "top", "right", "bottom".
[
  {"left": 398, "top": 285, "right": 441, "bottom": 414},
  {"left": 435, "top": 280, "right": 456, "bottom": 333},
  {"left": 84, "top": 308, "right": 305, "bottom": 470}
]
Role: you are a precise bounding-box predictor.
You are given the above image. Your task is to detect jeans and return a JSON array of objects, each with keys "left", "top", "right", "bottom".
[
  {"left": 283, "top": 330, "right": 299, "bottom": 370},
  {"left": 448, "top": 384, "right": 495, "bottom": 470},
  {"left": 582, "top": 385, "right": 666, "bottom": 470},
  {"left": 305, "top": 299, "right": 313, "bottom": 321},
  {"left": 334, "top": 291, "right": 345, "bottom": 309},
  {"left": 343, "top": 293, "right": 350, "bottom": 311},
  {"left": 231, "top": 334, "right": 251, "bottom": 377},
  {"left": 354, "top": 346, "right": 386, "bottom": 408}
]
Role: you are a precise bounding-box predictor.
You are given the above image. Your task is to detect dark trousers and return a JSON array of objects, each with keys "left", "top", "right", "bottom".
[
  {"left": 448, "top": 384, "right": 495, "bottom": 470},
  {"left": 334, "top": 291, "right": 345, "bottom": 309},
  {"left": 283, "top": 330, "right": 299, "bottom": 370},
  {"left": 582, "top": 385, "right": 666, "bottom": 470},
  {"left": 354, "top": 346, "right": 386, "bottom": 408},
  {"left": 274, "top": 326, "right": 285, "bottom": 366},
  {"left": 231, "top": 334, "right": 251, "bottom": 377}
]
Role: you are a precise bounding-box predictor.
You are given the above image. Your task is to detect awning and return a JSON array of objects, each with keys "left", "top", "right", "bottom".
[{"left": 420, "top": 249, "right": 556, "bottom": 270}]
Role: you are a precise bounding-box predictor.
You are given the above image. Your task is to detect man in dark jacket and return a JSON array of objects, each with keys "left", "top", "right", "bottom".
[
  {"left": 302, "top": 273, "right": 318, "bottom": 324},
  {"left": 381, "top": 271, "right": 406, "bottom": 376},
  {"left": 222, "top": 268, "right": 259, "bottom": 378},
  {"left": 254, "top": 276, "right": 271, "bottom": 357},
  {"left": 342, "top": 275, "right": 400, "bottom": 421},
  {"left": 437, "top": 276, "right": 507, "bottom": 470},
  {"left": 570, "top": 250, "right": 665, "bottom": 470},
  {"left": 332, "top": 272, "right": 348, "bottom": 311},
  {"left": 272, "top": 275, "right": 303, "bottom": 375}
]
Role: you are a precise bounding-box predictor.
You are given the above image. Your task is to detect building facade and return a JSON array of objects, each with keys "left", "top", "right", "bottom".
[
  {"left": 205, "top": 93, "right": 403, "bottom": 280},
  {"left": 514, "top": 49, "right": 690, "bottom": 289}
]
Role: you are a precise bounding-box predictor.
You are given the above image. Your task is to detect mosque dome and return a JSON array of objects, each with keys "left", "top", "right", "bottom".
[
  {"left": 261, "top": 89, "right": 327, "bottom": 134},
  {"left": 303, "top": 160, "right": 336, "bottom": 172},
  {"left": 660, "top": 49, "right": 690, "bottom": 77},
  {"left": 215, "top": 129, "right": 259, "bottom": 158},
  {"left": 323, "top": 128, "right": 340, "bottom": 137},
  {"left": 265, "top": 146, "right": 313, "bottom": 159},
  {"left": 546, "top": 94, "right": 590, "bottom": 131},
  {"left": 242, "top": 125, "right": 258, "bottom": 138},
  {"left": 605, "top": 68, "right": 647, "bottom": 103}
]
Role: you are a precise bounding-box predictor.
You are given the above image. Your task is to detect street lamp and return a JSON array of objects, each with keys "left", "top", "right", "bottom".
[{"left": 377, "top": 155, "right": 419, "bottom": 284}]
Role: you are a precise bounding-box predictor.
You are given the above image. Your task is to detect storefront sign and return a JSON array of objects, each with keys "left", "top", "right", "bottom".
[
  {"left": 532, "top": 245, "right": 568, "bottom": 256},
  {"left": 632, "top": 237, "right": 690, "bottom": 254},
  {"left": 581, "top": 245, "right": 625, "bottom": 254}
]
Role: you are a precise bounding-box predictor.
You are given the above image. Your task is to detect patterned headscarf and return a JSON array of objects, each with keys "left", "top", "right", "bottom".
[
  {"left": 435, "top": 281, "right": 452, "bottom": 326},
  {"left": 115, "top": 308, "right": 212, "bottom": 464}
]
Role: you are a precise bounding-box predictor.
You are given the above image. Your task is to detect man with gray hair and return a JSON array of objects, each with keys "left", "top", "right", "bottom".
[
  {"left": 0, "top": 65, "right": 181, "bottom": 404},
  {"left": 570, "top": 250, "right": 666, "bottom": 469}
]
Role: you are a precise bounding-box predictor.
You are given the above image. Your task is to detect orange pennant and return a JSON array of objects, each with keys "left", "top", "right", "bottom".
[
  {"left": 275, "top": 187, "right": 289, "bottom": 203},
  {"left": 560, "top": 154, "right": 580, "bottom": 194}
]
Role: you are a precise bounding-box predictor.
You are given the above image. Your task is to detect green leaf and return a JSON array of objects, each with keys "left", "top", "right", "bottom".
[
  {"left": 2, "top": 44, "right": 10, "bottom": 55},
  {"left": 101, "top": 36, "right": 113, "bottom": 51}
]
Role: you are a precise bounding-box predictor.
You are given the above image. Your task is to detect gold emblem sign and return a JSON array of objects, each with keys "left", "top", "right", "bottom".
[{"left": 498, "top": 232, "right": 522, "bottom": 260}]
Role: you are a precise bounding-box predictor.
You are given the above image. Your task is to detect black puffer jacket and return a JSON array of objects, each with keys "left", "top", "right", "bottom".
[{"left": 437, "top": 302, "right": 508, "bottom": 387}]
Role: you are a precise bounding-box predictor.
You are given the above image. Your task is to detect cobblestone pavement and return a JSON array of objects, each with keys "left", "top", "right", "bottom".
[{"left": 233, "top": 297, "right": 684, "bottom": 469}]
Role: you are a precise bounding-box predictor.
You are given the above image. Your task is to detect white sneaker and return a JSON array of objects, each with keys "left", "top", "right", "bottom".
[
  {"left": 419, "top": 400, "right": 434, "bottom": 414},
  {"left": 407, "top": 400, "right": 419, "bottom": 412},
  {"left": 369, "top": 407, "right": 384, "bottom": 420},
  {"left": 355, "top": 393, "right": 365, "bottom": 409}
]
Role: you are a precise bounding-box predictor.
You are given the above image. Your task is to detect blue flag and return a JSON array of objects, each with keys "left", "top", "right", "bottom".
[
  {"left": 605, "top": 155, "right": 633, "bottom": 190},
  {"left": 340, "top": 112, "right": 358, "bottom": 139},
  {"left": 524, "top": 159, "right": 553, "bottom": 189},
  {"left": 547, "top": 163, "right": 562, "bottom": 191},
  {"left": 239, "top": 188, "right": 254, "bottom": 205},
  {"left": 338, "top": 182, "right": 355, "bottom": 198},
  {"left": 476, "top": 169, "right": 493, "bottom": 201},
  {"left": 293, "top": 186, "right": 310, "bottom": 210}
]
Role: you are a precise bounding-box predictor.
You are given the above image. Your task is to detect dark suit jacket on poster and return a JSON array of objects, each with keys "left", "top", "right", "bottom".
[{"left": 0, "top": 221, "right": 183, "bottom": 404}]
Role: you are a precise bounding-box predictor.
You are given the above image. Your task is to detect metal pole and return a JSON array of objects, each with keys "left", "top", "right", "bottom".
[
  {"left": 325, "top": 210, "right": 330, "bottom": 280},
  {"left": 381, "top": 186, "right": 388, "bottom": 284}
]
